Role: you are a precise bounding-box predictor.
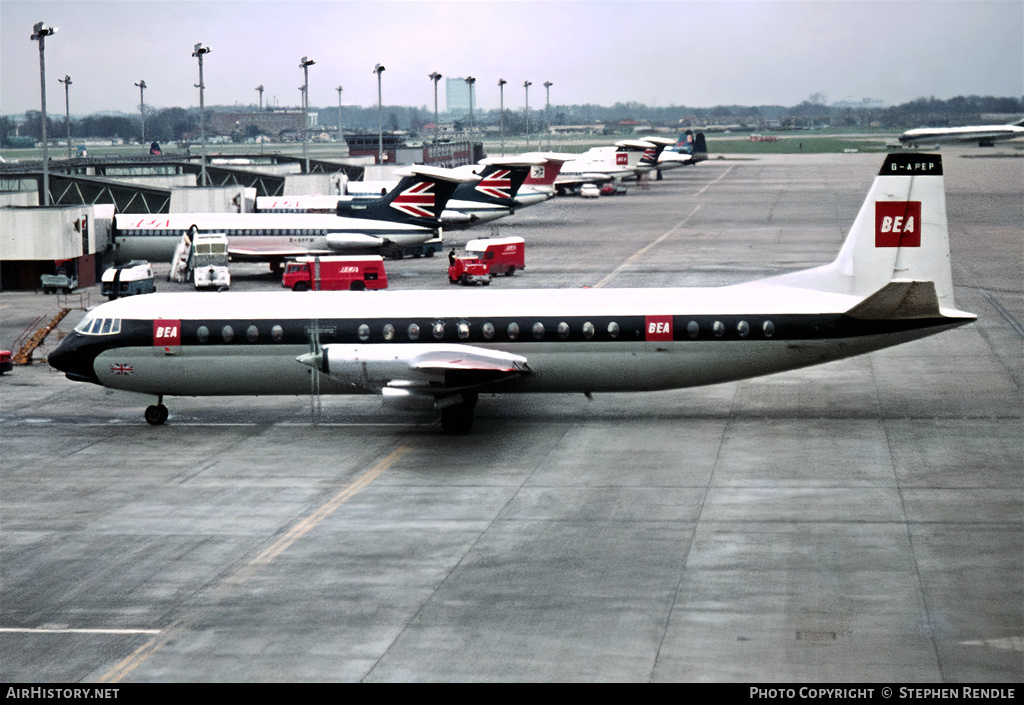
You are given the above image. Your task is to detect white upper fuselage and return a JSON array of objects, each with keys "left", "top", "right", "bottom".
[
  {"left": 112, "top": 212, "right": 437, "bottom": 262},
  {"left": 898, "top": 123, "right": 1024, "bottom": 145}
]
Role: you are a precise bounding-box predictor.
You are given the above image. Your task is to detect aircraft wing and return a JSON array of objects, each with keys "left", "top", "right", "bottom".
[{"left": 301, "top": 343, "right": 530, "bottom": 394}]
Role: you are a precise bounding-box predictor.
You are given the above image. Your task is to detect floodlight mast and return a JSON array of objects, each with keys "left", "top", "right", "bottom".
[
  {"left": 336, "top": 85, "right": 344, "bottom": 149},
  {"left": 135, "top": 80, "right": 147, "bottom": 144},
  {"left": 544, "top": 81, "right": 553, "bottom": 150},
  {"left": 523, "top": 80, "right": 532, "bottom": 149},
  {"left": 59, "top": 75, "right": 72, "bottom": 160},
  {"left": 255, "top": 84, "right": 264, "bottom": 111},
  {"left": 498, "top": 78, "right": 507, "bottom": 156},
  {"left": 192, "top": 43, "right": 211, "bottom": 187},
  {"left": 465, "top": 76, "right": 476, "bottom": 154},
  {"left": 31, "top": 22, "right": 56, "bottom": 205},
  {"left": 429, "top": 72, "right": 442, "bottom": 146},
  {"left": 300, "top": 56, "right": 315, "bottom": 173},
  {"left": 374, "top": 64, "right": 385, "bottom": 163}
]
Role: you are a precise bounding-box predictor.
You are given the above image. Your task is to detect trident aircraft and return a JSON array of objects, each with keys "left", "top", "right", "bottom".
[{"left": 49, "top": 154, "right": 974, "bottom": 433}]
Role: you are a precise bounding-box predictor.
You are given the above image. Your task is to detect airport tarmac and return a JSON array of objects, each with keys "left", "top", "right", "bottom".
[{"left": 1, "top": 149, "right": 1021, "bottom": 682}]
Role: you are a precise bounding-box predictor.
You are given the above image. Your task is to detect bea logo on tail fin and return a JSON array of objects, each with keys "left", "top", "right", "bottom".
[{"left": 875, "top": 201, "right": 921, "bottom": 247}]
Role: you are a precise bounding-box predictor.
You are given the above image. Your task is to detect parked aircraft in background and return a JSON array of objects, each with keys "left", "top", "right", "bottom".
[
  {"left": 659, "top": 130, "right": 709, "bottom": 168},
  {"left": 50, "top": 153, "right": 973, "bottom": 434},
  {"left": 552, "top": 140, "right": 656, "bottom": 193},
  {"left": 112, "top": 166, "right": 475, "bottom": 264},
  {"left": 339, "top": 157, "right": 552, "bottom": 227},
  {"left": 515, "top": 154, "right": 566, "bottom": 204},
  {"left": 898, "top": 118, "right": 1024, "bottom": 147}
]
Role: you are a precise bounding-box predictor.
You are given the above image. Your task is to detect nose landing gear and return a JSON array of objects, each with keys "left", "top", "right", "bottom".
[{"left": 145, "top": 397, "right": 169, "bottom": 425}]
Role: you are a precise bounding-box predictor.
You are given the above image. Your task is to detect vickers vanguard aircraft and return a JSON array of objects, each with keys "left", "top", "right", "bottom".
[{"left": 49, "top": 154, "right": 974, "bottom": 433}]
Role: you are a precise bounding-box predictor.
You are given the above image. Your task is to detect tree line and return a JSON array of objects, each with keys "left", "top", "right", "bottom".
[{"left": 3, "top": 94, "right": 1021, "bottom": 146}]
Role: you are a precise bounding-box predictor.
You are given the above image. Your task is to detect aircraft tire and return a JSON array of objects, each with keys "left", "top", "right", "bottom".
[
  {"left": 440, "top": 393, "right": 477, "bottom": 435},
  {"left": 145, "top": 404, "right": 169, "bottom": 426}
]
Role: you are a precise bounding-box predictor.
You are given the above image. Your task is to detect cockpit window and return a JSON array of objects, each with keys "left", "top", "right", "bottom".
[{"left": 75, "top": 317, "right": 122, "bottom": 335}]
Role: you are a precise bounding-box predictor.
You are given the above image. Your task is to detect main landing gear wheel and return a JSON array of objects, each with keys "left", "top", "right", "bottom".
[
  {"left": 440, "top": 392, "right": 477, "bottom": 435},
  {"left": 145, "top": 404, "right": 169, "bottom": 425}
]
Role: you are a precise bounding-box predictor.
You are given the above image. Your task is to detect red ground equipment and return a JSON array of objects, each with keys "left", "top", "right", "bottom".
[
  {"left": 282, "top": 255, "right": 388, "bottom": 291},
  {"left": 447, "top": 237, "right": 525, "bottom": 286}
]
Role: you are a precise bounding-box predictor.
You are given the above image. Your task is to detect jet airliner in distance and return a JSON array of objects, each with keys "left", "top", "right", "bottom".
[
  {"left": 49, "top": 154, "right": 974, "bottom": 433},
  {"left": 898, "top": 118, "right": 1024, "bottom": 147}
]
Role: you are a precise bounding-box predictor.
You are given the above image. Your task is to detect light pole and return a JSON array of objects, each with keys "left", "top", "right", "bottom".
[
  {"left": 373, "top": 63, "right": 385, "bottom": 163},
  {"left": 31, "top": 22, "right": 56, "bottom": 205},
  {"left": 335, "top": 85, "right": 343, "bottom": 148},
  {"left": 59, "top": 75, "right": 72, "bottom": 160},
  {"left": 498, "top": 78, "right": 507, "bottom": 156},
  {"left": 543, "top": 81, "right": 553, "bottom": 150},
  {"left": 135, "top": 79, "right": 146, "bottom": 144},
  {"left": 255, "top": 84, "right": 263, "bottom": 111},
  {"left": 523, "top": 80, "right": 532, "bottom": 149},
  {"left": 192, "top": 42, "right": 211, "bottom": 187},
  {"left": 465, "top": 76, "right": 476, "bottom": 159},
  {"left": 429, "top": 71, "right": 441, "bottom": 145},
  {"left": 300, "top": 56, "right": 315, "bottom": 173}
]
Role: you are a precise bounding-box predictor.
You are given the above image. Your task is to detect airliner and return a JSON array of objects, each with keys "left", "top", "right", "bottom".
[
  {"left": 49, "top": 153, "right": 974, "bottom": 434},
  {"left": 111, "top": 166, "right": 475, "bottom": 264},
  {"left": 553, "top": 140, "right": 656, "bottom": 192},
  {"left": 898, "top": 118, "right": 1024, "bottom": 147},
  {"left": 332, "top": 157, "right": 551, "bottom": 227}
]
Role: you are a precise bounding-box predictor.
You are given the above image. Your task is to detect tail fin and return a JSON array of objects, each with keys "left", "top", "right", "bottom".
[
  {"left": 454, "top": 157, "right": 543, "bottom": 205},
  {"left": 691, "top": 132, "right": 708, "bottom": 162},
  {"left": 336, "top": 166, "right": 476, "bottom": 225},
  {"left": 637, "top": 137, "right": 675, "bottom": 169},
  {"left": 520, "top": 155, "right": 566, "bottom": 188},
  {"left": 771, "top": 153, "right": 961, "bottom": 312}
]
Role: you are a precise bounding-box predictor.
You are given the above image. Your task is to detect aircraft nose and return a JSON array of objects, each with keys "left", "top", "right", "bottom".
[
  {"left": 47, "top": 333, "right": 99, "bottom": 383},
  {"left": 47, "top": 334, "right": 75, "bottom": 373}
]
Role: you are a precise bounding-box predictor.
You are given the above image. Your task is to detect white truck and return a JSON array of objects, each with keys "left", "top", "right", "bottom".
[{"left": 190, "top": 233, "right": 231, "bottom": 289}]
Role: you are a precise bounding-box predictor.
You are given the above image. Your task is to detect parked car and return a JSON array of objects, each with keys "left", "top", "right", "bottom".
[
  {"left": 0, "top": 350, "right": 12, "bottom": 375},
  {"left": 600, "top": 182, "right": 628, "bottom": 196},
  {"left": 579, "top": 184, "right": 600, "bottom": 198}
]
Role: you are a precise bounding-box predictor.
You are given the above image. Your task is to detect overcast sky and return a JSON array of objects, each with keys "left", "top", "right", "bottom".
[{"left": 2, "top": 0, "right": 1022, "bottom": 116}]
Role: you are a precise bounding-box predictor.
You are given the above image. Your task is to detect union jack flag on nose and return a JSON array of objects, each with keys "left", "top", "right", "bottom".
[
  {"left": 475, "top": 169, "right": 513, "bottom": 199},
  {"left": 390, "top": 181, "right": 436, "bottom": 218}
]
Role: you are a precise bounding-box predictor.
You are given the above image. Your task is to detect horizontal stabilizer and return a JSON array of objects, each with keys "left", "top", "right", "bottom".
[{"left": 845, "top": 280, "right": 942, "bottom": 320}]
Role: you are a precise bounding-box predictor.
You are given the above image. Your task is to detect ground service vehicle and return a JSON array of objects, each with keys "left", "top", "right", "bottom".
[
  {"left": 283, "top": 255, "right": 387, "bottom": 291},
  {"left": 40, "top": 270, "right": 77, "bottom": 294},
  {"left": 0, "top": 350, "right": 12, "bottom": 375},
  {"left": 101, "top": 261, "right": 156, "bottom": 300},
  {"left": 448, "top": 237, "right": 526, "bottom": 286},
  {"left": 600, "top": 182, "right": 628, "bottom": 196},
  {"left": 190, "top": 234, "right": 231, "bottom": 290}
]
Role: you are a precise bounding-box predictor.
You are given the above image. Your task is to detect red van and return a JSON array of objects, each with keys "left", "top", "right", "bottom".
[
  {"left": 447, "top": 237, "right": 525, "bottom": 285},
  {"left": 282, "top": 255, "right": 388, "bottom": 291}
]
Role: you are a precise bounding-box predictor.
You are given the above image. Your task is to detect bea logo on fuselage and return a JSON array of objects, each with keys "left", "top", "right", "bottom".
[
  {"left": 645, "top": 315, "right": 672, "bottom": 341},
  {"left": 875, "top": 201, "right": 921, "bottom": 247},
  {"left": 154, "top": 320, "right": 181, "bottom": 346}
]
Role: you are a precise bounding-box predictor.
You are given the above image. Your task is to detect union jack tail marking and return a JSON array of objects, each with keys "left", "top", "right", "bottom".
[
  {"left": 475, "top": 169, "right": 513, "bottom": 199},
  {"left": 110, "top": 363, "right": 134, "bottom": 375},
  {"left": 390, "top": 181, "right": 436, "bottom": 219}
]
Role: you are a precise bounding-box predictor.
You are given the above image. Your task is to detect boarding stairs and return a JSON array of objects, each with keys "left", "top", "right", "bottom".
[{"left": 12, "top": 292, "right": 90, "bottom": 365}]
